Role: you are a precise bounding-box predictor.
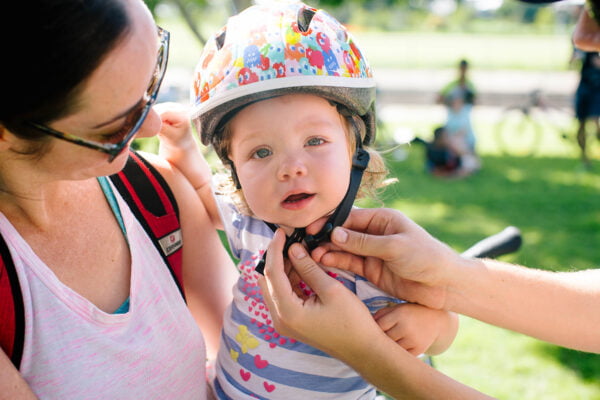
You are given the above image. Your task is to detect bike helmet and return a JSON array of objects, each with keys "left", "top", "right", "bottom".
[
  {"left": 190, "top": 1, "right": 377, "bottom": 149},
  {"left": 191, "top": 2, "right": 377, "bottom": 271}
]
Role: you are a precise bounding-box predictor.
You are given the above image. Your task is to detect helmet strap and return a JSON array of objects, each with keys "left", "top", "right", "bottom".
[
  {"left": 304, "top": 145, "right": 369, "bottom": 250},
  {"left": 255, "top": 133, "right": 370, "bottom": 275},
  {"left": 229, "top": 162, "right": 242, "bottom": 189}
]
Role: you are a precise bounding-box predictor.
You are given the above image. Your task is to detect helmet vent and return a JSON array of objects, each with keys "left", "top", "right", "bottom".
[
  {"left": 215, "top": 29, "right": 227, "bottom": 50},
  {"left": 297, "top": 7, "right": 316, "bottom": 32}
]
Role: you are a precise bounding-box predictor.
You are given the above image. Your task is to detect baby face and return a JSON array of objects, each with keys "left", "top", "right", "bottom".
[{"left": 228, "top": 93, "right": 352, "bottom": 233}]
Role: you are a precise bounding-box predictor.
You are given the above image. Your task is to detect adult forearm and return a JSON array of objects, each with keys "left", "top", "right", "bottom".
[
  {"left": 446, "top": 258, "right": 600, "bottom": 353},
  {"left": 337, "top": 332, "right": 492, "bottom": 400}
]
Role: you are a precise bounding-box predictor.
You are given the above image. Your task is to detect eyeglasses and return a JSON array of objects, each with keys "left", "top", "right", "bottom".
[
  {"left": 27, "top": 26, "right": 170, "bottom": 162},
  {"left": 588, "top": 0, "right": 600, "bottom": 26}
]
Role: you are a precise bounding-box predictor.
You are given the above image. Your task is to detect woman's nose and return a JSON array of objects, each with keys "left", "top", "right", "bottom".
[{"left": 135, "top": 108, "right": 162, "bottom": 139}]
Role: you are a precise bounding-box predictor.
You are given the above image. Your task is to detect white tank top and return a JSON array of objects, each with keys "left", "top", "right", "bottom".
[{"left": 0, "top": 180, "right": 207, "bottom": 399}]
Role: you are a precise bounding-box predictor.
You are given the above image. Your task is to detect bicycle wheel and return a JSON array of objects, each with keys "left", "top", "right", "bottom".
[
  {"left": 495, "top": 106, "right": 543, "bottom": 157},
  {"left": 532, "top": 106, "right": 577, "bottom": 152}
]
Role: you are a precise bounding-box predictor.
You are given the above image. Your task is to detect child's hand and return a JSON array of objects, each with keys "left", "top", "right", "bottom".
[
  {"left": 373, "top": 303, "right": 458, "bottom": 356},
  {"left": 153, "top": 102, "right": 221, "bottom": 227},
  {"left": 154, "top": 102, "right": 195, "bottom": 149}
]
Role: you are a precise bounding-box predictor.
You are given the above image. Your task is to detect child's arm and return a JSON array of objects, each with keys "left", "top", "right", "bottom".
[
  {"left": 154, "top": 102, "right": 223, "bottom": 230},
  {"left": 373, "top": 303, "right": 459, "bottom": 356}
]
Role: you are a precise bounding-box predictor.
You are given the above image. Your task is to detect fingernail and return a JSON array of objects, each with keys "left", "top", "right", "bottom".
[
  {"left": 332, "top": 227, "right": 348, "bottom": 243},
  {"left": 291, "top": 246, "right": 306, "bottom": 259}
]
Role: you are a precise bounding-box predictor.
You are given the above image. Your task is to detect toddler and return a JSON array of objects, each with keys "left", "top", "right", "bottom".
[{"left": 159, "top": 2, "right": 458, "bottom": 399}]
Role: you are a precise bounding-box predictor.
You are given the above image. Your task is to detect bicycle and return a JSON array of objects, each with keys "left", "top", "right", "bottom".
[{"left": 494, "top": 90, "right": 576, "bottom": 157}]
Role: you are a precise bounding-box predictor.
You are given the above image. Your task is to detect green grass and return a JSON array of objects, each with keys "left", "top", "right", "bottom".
[
  {"left": 361, "top": 115, "right": 600, "bottom": 399},
  {"left": 437, "top": 317, "right": 600, "bottom": 399}
]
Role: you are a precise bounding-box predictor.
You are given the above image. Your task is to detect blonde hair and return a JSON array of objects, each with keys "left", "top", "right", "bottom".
[{"left": 212, "top": 104, "right": 390, "bottom": 217}]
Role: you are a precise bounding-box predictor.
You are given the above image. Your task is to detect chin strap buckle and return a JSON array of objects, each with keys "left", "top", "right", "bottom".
[{"left": 304, "top": 222, "right": 333, "bottom": 251}]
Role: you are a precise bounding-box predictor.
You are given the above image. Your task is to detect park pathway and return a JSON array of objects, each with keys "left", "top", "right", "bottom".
[{"left": 375, "top": 68, "right": 579, "bottom": 108}]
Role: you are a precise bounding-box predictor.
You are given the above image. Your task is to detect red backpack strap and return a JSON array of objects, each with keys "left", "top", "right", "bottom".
[
  {"left": 109, "top": 150, "right": 185, "bottom": 300},
  {"left": 0, "top": 234, "right": 25, "bottom": 369}
]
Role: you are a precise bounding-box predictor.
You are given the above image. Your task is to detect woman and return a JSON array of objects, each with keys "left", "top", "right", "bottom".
[{"left": 0, "top": 1, "right": 236, "bottom": 398}]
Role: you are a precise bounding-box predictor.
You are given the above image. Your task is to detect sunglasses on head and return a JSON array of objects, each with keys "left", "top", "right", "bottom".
[{"left": 27, "top": 26, "right": 170, "bottom": 162}]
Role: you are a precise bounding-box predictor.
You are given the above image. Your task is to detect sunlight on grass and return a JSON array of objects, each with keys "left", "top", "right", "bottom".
[
  {"left": 377, "top": 130, "right": 600, "bottom": 398},
  {"left": 545, "top": 169, "right": 600, "bottom": 190},
  {"left": 505, "top": 167, "right": 526, "bottom": 183},
  {"left": 435, "top": 317, "right": 600, "bottom": 400}
]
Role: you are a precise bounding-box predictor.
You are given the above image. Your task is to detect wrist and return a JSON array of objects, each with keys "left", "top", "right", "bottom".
[
  {"left": 336, "top": 326, "right": 394, "bottom": 368},
  {"left": 443, "top": 256, "right": 484, "bottom": 313},
  {"left": 324, "top": 317, "right": 389, "bottom": 365}
]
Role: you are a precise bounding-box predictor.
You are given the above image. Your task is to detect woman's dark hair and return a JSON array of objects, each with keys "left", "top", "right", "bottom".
[{"left": 1, "top": 0, "right": 130, "bottom": 142}]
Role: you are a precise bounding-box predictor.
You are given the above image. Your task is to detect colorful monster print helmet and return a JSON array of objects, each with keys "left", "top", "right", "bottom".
[{"left": 190, "top": 1, "right": 377, "bottom": 149}]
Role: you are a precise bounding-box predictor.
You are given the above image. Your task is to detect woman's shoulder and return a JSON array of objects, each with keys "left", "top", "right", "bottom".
[{"left": 135, "top": 151, "right": 176, "bottom": 177}]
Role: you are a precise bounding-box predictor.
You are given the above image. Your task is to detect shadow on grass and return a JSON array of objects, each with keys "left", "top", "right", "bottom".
[
  {"left": 540, "top": 344, "right": 600, "bottom": 382},
  {"left": 376, "top": 148, "right": 600, "bottom": 380}
]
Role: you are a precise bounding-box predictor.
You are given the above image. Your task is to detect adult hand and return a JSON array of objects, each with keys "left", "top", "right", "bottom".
[
  {"left": 258, "top": 229, "right": 387, "bottom": 362},
  {"left": 259, "top": 229, "right": 493, "bottom": 399},
  {"left": 310, "top": 208, "right": 467, "bottom": 310}
]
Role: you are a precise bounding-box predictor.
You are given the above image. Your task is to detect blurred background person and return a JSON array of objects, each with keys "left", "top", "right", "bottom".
[
  {"left": 571, "top": 47, "right": 600, "bottom": 168},
  {"left": 436, "top": 59, "right": 480, "bottom": 175}
]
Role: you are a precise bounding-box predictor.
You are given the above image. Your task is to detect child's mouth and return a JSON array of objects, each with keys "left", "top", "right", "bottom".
[
  {"left": 281, "top": 193, "right": 315, "bottom": 210},
  {"left": 284, "top": 193, "right": 314, "bottom": 203}
]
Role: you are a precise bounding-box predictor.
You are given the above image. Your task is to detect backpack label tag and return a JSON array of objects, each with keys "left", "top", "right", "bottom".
[{"left": 158, "top": 229, "right": 183, "bottom": 256}]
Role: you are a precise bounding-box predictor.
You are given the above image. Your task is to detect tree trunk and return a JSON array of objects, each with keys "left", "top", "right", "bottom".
[{"left": 171, "top": 0, "right": 206, "bottom": 46}]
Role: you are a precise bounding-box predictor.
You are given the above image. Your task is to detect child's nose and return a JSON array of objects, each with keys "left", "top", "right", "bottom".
[{"left": 277, "top": 155, "right": 307, "bottom": 180}]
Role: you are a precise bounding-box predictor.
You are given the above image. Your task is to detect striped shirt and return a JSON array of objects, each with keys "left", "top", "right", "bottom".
[{"left": 213, "top": 193, "right": 402, "bottom": 399}]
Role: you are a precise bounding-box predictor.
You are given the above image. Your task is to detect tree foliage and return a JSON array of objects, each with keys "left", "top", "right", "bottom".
[
  {"left": 144, "top": 0, "right": 253, "bottom": 46},
  {"left": 144, "top": 0, "right": 580, "bottom": 48}
]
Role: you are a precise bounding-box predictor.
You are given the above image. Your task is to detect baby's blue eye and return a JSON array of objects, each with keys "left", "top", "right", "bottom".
[
  {"left": 306, "top": 137, "right": 325, "bottom": 146},
  {"left": 253, "top": 148, "right": 272, "bottom": 159}
]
